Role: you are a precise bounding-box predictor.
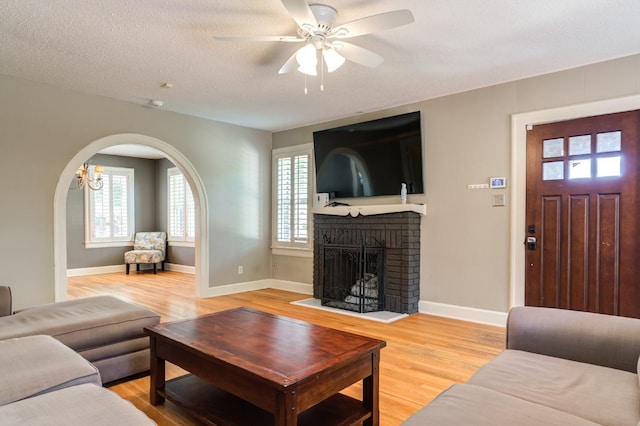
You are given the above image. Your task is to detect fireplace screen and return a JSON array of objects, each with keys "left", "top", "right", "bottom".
[{"left": 321, "top": 239, "right": 385, "bottom": 313}]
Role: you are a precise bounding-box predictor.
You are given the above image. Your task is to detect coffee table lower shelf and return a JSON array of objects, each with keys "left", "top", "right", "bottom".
[{"left": 160, "top": 374, "right": 372, "bottom": 426}]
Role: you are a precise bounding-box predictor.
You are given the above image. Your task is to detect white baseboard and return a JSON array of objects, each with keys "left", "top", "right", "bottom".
[
  {"left": 67, "top": 265, "right": 125, "bottom": 276},
  {"left": 268, "top": 279, "right": 313, "bottom": 295},
  {"left": 67, "top": 263, "right": 194, "bottom": 277},
  {"left": 419, "top": 300, "right": 508, "bottom": 327},
  {"left": 165, "top": 263, "right": 195, "bottom": 274},
  {"left": 62, "top": 270, "right": 506, "bottom": 327},
  {"left": 201, "top": 279, "right": 313, "bottom": 298},
  {"left": 202, "top": 279, "right": 272, "bottom": 297}
]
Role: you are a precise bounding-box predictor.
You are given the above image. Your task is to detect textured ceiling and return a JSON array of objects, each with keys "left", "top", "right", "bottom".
[{"left": 2, "top": 0, "right": 640, "bottom": 132}]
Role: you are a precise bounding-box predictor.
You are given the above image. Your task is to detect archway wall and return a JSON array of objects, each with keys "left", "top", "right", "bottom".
[{"left": 1, "top": 74, "right": 272, "bottom": 309}]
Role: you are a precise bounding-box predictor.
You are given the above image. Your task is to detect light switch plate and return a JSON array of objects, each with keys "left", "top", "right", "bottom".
[{"left": 492, "top": 194, "right": 506, "bottom": 207}]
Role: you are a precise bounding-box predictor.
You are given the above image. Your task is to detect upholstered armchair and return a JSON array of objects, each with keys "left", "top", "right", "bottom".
[{"left": 124, "top": 232, "right": 167, "bottom": 274}]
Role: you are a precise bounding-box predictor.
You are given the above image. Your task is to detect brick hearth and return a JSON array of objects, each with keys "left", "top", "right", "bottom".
[{"left": 313, "top": 210, "right": 421, "bottom": 314}]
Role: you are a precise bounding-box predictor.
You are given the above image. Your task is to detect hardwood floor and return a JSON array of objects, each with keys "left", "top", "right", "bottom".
[{"left": 67, "top": 271, "right": 505, "bottom": 426}]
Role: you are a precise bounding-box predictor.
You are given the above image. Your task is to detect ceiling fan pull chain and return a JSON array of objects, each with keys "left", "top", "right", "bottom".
[{"left": 304, "top": 75, "right": 308, "bottom": 95}]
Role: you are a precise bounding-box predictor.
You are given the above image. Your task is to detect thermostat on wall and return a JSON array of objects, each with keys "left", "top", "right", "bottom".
[{"left": 490, "top": 177, "right": 506, "bottom": 188}]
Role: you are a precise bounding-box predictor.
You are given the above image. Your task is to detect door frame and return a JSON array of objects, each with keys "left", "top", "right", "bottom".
[{"left": 510, "top": 94, "right": 640, "bottom": 308}]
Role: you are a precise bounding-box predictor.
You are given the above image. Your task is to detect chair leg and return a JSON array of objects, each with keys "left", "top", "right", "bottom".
[
  {"left": 126, "top": 264, "right": 130, "bottom": 275},
  {"left": 153, "top": 263, "right": 157, "bottom": 274},
  {"left": 136, "top": 264, "right": 140, "bottom": 272},
  {"left": 161, "top": 261, "right": 165, "bottom": 271}
]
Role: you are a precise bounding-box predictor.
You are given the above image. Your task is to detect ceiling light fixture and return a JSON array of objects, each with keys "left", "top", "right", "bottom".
[
  {"left": 323, "top": 47, "right": 345, "bottom": 73},
  {"left": 216, "top": 2, "right": 414, "bottom": 94},
  {"left": 74, "top": 163, "right": 104, "bottom": 191},
  {"left": 296, "top": 44, "right": 318, "bottom": 76}
]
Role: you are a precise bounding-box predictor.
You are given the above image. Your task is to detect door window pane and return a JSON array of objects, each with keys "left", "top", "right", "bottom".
[
  {"left": 543, "top": 138, "right": 564, "bottom": 158},
  {"left": 568, "top": 135, "right": 591, "bottom": 155},
  {"left": 568, "top": 159, "right": 591, "bottom": 179},
  {"left": 596, "top": 131, "right": 621, "bottom": 153},
  {"left": 597, "top": 156, "right": 621, "bottom": 177},
  {"left": 542, "top": 161, "right": 564, "bottom": 180}
]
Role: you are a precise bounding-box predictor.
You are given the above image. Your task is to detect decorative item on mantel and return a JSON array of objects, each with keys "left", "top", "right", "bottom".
[
  {"left": 312, "top": 203, "right": 426, "bottom": 217},
  {"left": 400, "top": 183, "right": 407, "bottom": 204}
]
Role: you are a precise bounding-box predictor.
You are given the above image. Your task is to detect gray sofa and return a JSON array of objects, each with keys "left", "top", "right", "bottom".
[
  {"left": 0, "top": 292, "right": 161, "bottom": 383},
  {"left": 0, "top": 334, "right": 154, "bottom": 425},
  {"left": 402, "top": 306, "right": 640, "bottom": 425}
]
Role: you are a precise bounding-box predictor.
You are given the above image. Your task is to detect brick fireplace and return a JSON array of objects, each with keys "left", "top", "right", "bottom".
[{"left": 313, "top": 205, "right": 424, "bottom": 314}]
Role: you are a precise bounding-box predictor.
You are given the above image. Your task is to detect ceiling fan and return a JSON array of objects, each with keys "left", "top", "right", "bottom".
[{"left": 215, "top": 0, "right": 414, "bottom": 78}]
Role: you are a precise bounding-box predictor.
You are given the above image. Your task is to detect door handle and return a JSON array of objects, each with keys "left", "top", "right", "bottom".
[{"left": 526, "top": 236, "right": 537, "bottom": 250}]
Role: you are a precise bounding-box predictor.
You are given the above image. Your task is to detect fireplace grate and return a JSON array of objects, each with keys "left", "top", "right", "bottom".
[{"left": 321, "top": 239, "right": 385, "bottom": 313}]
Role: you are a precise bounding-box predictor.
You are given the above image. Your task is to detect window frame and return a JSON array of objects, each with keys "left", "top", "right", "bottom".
[
  {"left": 271, "top": 143, "right": 313, "bottom": 256},
  {"left": 84, "top": 165, "right": 135, "bottom": 248},
  {"left": 167, "top": 167, "right": 195, "bottom": 247}
]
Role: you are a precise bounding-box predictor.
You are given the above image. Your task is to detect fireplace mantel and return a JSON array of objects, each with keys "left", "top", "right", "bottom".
[{"left": 312, "top": 203, "right": 426, "bottom": 218}]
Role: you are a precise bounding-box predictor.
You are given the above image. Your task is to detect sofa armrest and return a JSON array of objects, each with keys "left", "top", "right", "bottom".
[{"left": 506, "top": 306, "right": 640, "bottom": 373}]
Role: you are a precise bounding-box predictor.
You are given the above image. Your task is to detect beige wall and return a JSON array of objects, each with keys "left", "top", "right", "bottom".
[
  {"left": 3, "top": 54, "right": 639, "bottom": 313},
  {"left": 273, "top": 54, "right": 640, "bottom": 315},
  {"left": 0, "top": 75, "right": 272, "bottom": 310}
]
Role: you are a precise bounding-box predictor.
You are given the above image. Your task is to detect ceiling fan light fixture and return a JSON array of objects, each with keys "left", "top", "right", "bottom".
[
  {"left": 323, "top": 48, "right": 345, "bottom": 72},
  {"left": 296, "top": 44, "right": 318, "bottom": 76}
]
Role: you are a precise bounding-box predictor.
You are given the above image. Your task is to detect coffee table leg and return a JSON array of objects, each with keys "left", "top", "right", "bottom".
[
  {"left": 363, "top": 349, "right": 381, "bottom": 426},
  {"left": 274, "top": 389, "right": 297, "bottom": 426},
  {"left": 149, "top": 336, "right": 166, "bottom": 405}
]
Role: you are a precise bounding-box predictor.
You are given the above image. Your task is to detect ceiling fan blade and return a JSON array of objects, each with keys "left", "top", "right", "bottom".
[
  {"left": 335, "top": 42, "right": 383, "bottom": 68},
  {"left": 332, "top": 10, "right": 414, "bottom": 38},
  {"left": 215, "top": 35, "right": 305, "bottom": 43},
  {"left": 281, "top": 0, "right": 317, "bottom": 29},
  {"left": 278, "top": 47, "right": 304, "bottom": 74}
]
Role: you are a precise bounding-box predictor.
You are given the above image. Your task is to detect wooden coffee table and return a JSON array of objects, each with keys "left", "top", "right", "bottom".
[{"left": 144, "top": 307, "right": 386, "bottom": 426}]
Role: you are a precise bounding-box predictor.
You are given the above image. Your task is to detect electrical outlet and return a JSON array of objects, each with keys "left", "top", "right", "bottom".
[{"left": 238, "top": 265, "right": 243, "bottom": 275}]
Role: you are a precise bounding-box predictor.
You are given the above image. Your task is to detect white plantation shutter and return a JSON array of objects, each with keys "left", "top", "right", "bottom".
[
  {"left": 186, "top": 183, "right": 195, "bottom": 239},
  {"left": 111, "top": 174, "right": 129, "bottom": 238},
  {"left": 273, "top": 145, "right": 312, "bottom": 250},
  {"left": 276, "top": 157, "right": 292, "bottom": 242},
  {"left": 293, "top": 155, "right": 309, "bottom": 243},
  {"left": 86, "top": 166, "right": 134, "bottom": 245},
  {"left": 168, "top": 168, "right": 195, "bottom": 242}
]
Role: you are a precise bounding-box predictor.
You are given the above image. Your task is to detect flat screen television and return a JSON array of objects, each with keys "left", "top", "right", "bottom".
[{"left": 313, "top": 111, "right": 423, "bottom": 199}]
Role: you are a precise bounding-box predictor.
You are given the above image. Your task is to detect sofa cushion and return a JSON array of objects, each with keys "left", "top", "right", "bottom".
[
  {"left": 0, "top": 383, "right": 155, "bottom": 425},
  {"left": 0, "top": 296, "right": 160, "bottom": 351},
  {"left": 0, "top": 335, "right": 101, "bottom": 406},
  {"left": 401, "top": 384, "right": 599, "bottom": 425},
  {"left": 506, "top": 306, "right": 640, "bottom": 373},
  {"left": 468, "top": 349, "right": 640, "bottom": 426}
]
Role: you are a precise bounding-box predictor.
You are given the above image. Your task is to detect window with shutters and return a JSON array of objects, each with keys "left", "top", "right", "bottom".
[
  {"left": 84, "top": 166, "right": 135, "bottom": 248},
  {"left": 167, "top": 167, "right": 195, "bottom": 246},
  {"left": 272, "top": 144, "right": 312, "bottom": 254}
]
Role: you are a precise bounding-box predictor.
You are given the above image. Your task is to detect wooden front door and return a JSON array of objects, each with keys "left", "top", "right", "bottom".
[{"left": 525, "top": 110, "right": 640, "bottom": 318}]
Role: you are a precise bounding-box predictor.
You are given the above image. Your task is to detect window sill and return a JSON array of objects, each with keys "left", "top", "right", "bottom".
[
  {"left": 85, "top": 241, "right": 134, "bottom": 249},
  {"left": 168, "top": 241, "right": 195, "bottom": 248},
  {"left": 271, "top": 247, "right": 313, "bottom": 258}
]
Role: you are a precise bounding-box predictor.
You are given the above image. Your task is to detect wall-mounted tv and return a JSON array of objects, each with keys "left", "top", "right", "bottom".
[{"left": 313, "top": 111, "right": 423, "bottom": 199}]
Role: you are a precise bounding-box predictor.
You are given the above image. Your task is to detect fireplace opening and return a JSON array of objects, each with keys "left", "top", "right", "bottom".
[{"left": 321, "top": 238, "right": 385, "bottom": 313}]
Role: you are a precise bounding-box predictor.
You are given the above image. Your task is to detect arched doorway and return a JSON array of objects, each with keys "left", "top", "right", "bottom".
[{"left": 53, "top": 134, "right": 209, "bottom": 301}]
